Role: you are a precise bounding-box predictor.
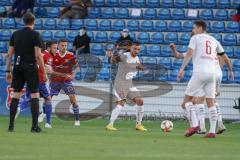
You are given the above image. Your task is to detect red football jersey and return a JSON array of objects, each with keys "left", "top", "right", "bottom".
[
  {"left": 50, "top": 51, "right": 77, "bottom": 82},
  {"left": 38, "top": 50, "right": 54, "bottom": 83}
]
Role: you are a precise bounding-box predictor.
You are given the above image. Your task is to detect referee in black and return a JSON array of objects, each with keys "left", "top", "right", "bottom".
[{"left": 5, "top": 12, "right": 47, "bottom": 133}]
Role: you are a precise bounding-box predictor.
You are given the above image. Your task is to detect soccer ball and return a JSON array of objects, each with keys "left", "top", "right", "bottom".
[{"left": 161, "top": 120, "right": 174, "bottom": 132}]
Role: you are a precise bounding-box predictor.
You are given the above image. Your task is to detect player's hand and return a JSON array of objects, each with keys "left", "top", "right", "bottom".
[
  {"left": 45, "top": 64, "right": 53, "bottom": 74},
  {"left": 177, "top": 69, "right": 184, "bottom": 82},
  {"left": 229, "top": 71, "right": 234, "bottom": 80},
  {"left": 43, "top": 74, "right": 48, "bottom": 82},
  {"left": 169, "top": 43, "right": 176, "bottom": 50},
  {"left": 136, "top": 65, "right": 145, "bottom": 71},
  {"left": 6, "top": 72, "right": 12, "bottom": 84},
  {"left": 106, "top": 51, "right": 113, "bottom": 58}
]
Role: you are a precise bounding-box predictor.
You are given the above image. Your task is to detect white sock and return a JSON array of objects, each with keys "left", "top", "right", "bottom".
[
  {"left": 209, "top": 106, "right": 218, "bottom": 134},
  {"left": 136, "top": 105, "right": 144, "bottom": 125},
  {"left": 109, "top": 104, "right": 123, "bottom": 125},
  {"left": 196, "top": 104, "right": 206, "bottom": 131},
  {"left": 184, "top": 102, "right": 192, "bottom": 127},
  {"left": 185, "top": 102, "right": 198, "bottom": 127},
  {"left": 215, "top": 103, "right": 225, "bottom": 129}
]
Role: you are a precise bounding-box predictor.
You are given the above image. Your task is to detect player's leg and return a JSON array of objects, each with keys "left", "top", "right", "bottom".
[
  {"left": 181, "top": 95, "right": 194, "bottom": 127},
  {"left": 68, "top": 94, "right": 80, "bottom": 126},
  {"left": 193, "top": 96, "right": 206, "bottom": 134},
  {"left": 133, "top": 96, "right": 147, "bottom": 131}
]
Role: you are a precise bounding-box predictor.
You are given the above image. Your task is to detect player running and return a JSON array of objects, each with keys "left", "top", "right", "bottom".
[
  {"left": 105, "top": 42, "right": 147, "bottom": 131},
  {"left": 177, "top": 20, "right": 228, "bottom": 138},
  {"left": 50, "top": 39, "right": 80, "bottom": 126}
]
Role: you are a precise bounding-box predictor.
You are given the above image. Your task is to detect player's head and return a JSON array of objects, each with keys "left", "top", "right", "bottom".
[
  {"left": 80, "top": 27, "right": 86, "bottom": 36},
  {"left": 121, "top": 29, "right": 129, "bottom": 38},
  {"left": 46, "top": 41, "right": 58, "bottom": 55},
  {"left": 130, "top": 42, "right": 141, "bottom": 57},
  {"left": 23, "top": 12, "right": 35, "bottom": 27},
  {"left": 58, "top": 39, "right": 68, "bottom": 54},
  {"left": 192, "top": 20, "right": 207, "bottom": 35}
]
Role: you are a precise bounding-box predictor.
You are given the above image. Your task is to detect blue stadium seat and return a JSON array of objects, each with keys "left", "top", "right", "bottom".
[
  {"left": 143, "top": 57, "right": 157, "bottom": 65},
  {"left": 183, "top": 70, "right": 192, "bottom": 81},
  {"left": 140, "top": 20, "right": 153, "bottom": 31},
  {"left": 112, "top": 20, "right": 125, "bottom": 31},
  {"left": 143, "top": 8, "right": 156, "bottom": 19},
  {"left": 147, "top": 0, "right": 160, "bottom": 7},
  {"left": 154, "top": 20, "right": 167, "bottom": 32},
  {"left": 93, "top": 0, "right": 105, "bottom": 6},
  {"left": 215, "top": 10, "right": 228, "bottom": 20},
  {"left": 159, "top": 57, "right": 172, "bottom": 69},
  {"left": 41, "top": 30, "right": 53, "bottom": 41},
  {"left": 150, "top": 32, "right": 164, "bottom": 43},
  {"left": 211, "top": 33, "right": 222, "bottom": 43},
  {"left": 169, "top": 69, "right": 178, "bottom": 81},
  {"left": 202, "top": 0, "right": 216, "bottom": 8},
  {"left": 211, "top": 21, "right": 225, "bottom": 32},
  {"left": 229, "top": 9, "right": 237, "bottom": 19},
  {"left": 168, "top": 21, "right": 181, "bottom": 32},
  {"left": 75, "top": 72, "right": 82, "bottom": 81},
  {"left": 57, "top": 19, "right": 70, "bottom": 29},
  {"left": 0, "top": 6, "right": 6, "bottom": 15},
  {"left": 137, "top": 32, "right": 150, "bottom": 44},
  {"left": 119, "top": 0, "right": 132, "bottom": 7},
  {"left": 224, "top": 46, "right": 234, "bottom": 58},
  {"left": 116, "top": 8, "right": 129, "bottom": 18},
  {"left": 217, "top": 0, "right": 230, "bottom": 8},
  {"left": 129, "top": 32, "right": 136, "bottom": 40},
  {"left": 175, "top": 0, "right": 187, "bottom": 7},
  {"left": 109, "top": 32, "right": 121, "bottom": 43},
  {"left": 67, "top": 43, "right": 73, "bottom": 51},
  {"left": 67, "top": 31, "right": 79, "bottom": 42},
  {"left": 52, "top": 0, "right": 64, "bottom": 6},
  {"left": 71, "top": 19, "right": 84, "bottom": 29},
  {"left": 177, "top": 45, "right": 188, "bottom": 53},
  {"left": 87, "top": 31, "right": 94, "bottom": 40},
  {"left": 127, "top": 20, "right": 139, "bottom": 31},
  {"left": 162, "top": 0, "right": 173, "bottom": 7},
  {"left": 231, "top": 0, "right": 240, "bottom": 8},
  {"left": 182, "top": 21, "right": 193, "bottom": 32},
  {"left": 158, "top": 8, "right": 170, "bottom": 19},
  {"left": 64, "top": 0, "right": 70, "bottom": 5},
  {"left": 233, "top": 59, "right": 240, "bottom": 70},
  {"left": 54, "top": 31, "right": 66, "bottom": 41},
  {"left": 188, "top": 0, "right": 202, "bottom": 8},
  {"left": 85, "top": 19, "right": 98, "bottom": 30},
  {"left": 102, "top": 8, "right": 115, "bottom": 18},
  {"left": 172, "top": 9, "right": 185, "bottom": 20},
  {"left": 95, "top": 32, "right": 108, "bottom": 42},
  {"left": 179, "top": 33, "right": 191, "bottom": 45},
  {"left": 226, "top": 22, "right": 239, "bottom": 33},
  {"left": 156, "top": 70, "right": 168, "bottom": 81},
  {"left": 97, "top": 67, "right": 110, "bottom": 81},
  {"left": 35, "top": 19, "right": 43, "bottom": 29},
  {"left": 0, "top": 0, "right": 10, "bottom": 5},
  {"left": 172, "top": 59, "right": 182, "bottom": 69},
  {"left": 206, "top": 21, "right": 211, "bottom": 32},
  {"left": 91, "top": 44, "right": 104, "bottom": 55},
  {"left": 3, "top": 18, "right": 15, "bottom": 29},
  {"left": 235, "top": 47, "right": 240, "bottom": 58},
  {"left": 99, "top": 20, "right": 111, "bottom": 30},
  {"left": 35, "top": 7, "right": 47, "bottom": 17},
  {"left": 139, "top": 45, "right": 146, "bottom": 56},
  {"left": 47, "top": 7, "right": 60, "bottom": 18},
  {"left": 199, "top": 9, "right": 213, "bottom": 20},
  {"left": 165, "top": 33, "right": 178, "bottom": 44},
  {"left": 37, "top": 0, "right": 50, "bottom": 6},
  {"left": 0, "top": 30, "right": 11, "bottom": 41},
  {"left": 0, "top": 41, "right": 7, "bottom": 53},
  {"left": 223, "top": 34, "right": 237, "bottom": 45},
  {"left": 106, "top": 0, "right": 119, "bottom": 6},
  {"left": 88, "top": 8, "right": 101, "bottom": 18},
  {"left": 147, "top": 45, "right": 161, "bottom": 56},
  {"left": 132, "top": 0, "right": 146, "bottom": 7},
  {"left": 43, "top": 19, "right": 56, "bottom": 29},
  {"left": 233, "top": 71, "right": 240, "bottom": 83},
  {"left": 15, "top": 19, "right": 24, "bottom": 29},
  {"left": 161, "top": 45, "right": 172, "bottom": 57}
]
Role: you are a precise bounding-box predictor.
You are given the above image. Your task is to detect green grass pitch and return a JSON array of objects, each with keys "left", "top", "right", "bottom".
[{"left": 0, "top": 116, "right": 240, "bottom": 160}]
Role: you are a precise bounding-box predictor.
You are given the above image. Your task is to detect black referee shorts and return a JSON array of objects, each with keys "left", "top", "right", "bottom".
[{"left": 12, "top": 63, "right": 39, "bottom": 93}]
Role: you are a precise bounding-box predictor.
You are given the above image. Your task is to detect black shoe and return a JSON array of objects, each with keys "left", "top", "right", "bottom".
[
  {"left": 216, "top": 128, "right": 226, "bottom": 134},
  {"left": 31, "top": 126, "right": 42, "bottom": 133},
  {"left": 8, "top": 126, "right": 14, "bottom": 132}
]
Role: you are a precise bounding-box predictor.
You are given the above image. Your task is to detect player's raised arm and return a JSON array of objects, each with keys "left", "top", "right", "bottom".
[{"left": 169, "top": 43, "right": 185, "bottom": 59}]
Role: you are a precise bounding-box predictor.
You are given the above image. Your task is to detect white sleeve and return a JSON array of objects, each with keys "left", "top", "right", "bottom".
[
  {"left": 188, "top": 36, "right": 196, "bottom": 50},
  {"left": 216, "top": 41, "right": 224, "bottom": 54}
]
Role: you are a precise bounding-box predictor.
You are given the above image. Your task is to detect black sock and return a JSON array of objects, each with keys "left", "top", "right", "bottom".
[
  {"left": 9, "top": 98, "right": 19, "bottom": 127},
  {"left": 30, "top": 98, "right": 39, "bottom": 128}
]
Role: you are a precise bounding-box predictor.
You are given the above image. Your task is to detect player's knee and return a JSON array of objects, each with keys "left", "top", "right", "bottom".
[
  {"left": 117, "top": 100, "right": 125, "bottom": 107},
  {"left": 136, "top": 99, "right": 143, "bottom": 106},
  {"left": 45, "top": 96, "right": 52, "bottom": 103},
  {"left": 215, "top": 92, "right": 220, "bottom": 97}
]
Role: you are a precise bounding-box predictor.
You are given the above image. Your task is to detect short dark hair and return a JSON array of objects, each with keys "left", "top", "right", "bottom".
[
  {"left": 23, "top": 12, "right": 35, "bottom": 25},
  {"left": 46, "top": 41, "right": 57, "bottom": 48},
  {"left": 194, "top": 20, "right": 207, "bottom": 31},
  {"left": 58, "top": 39, "right": 68, "bottom": 44},
  {"left": 132, "top": 41, "right": 141, "bottom": 46}
]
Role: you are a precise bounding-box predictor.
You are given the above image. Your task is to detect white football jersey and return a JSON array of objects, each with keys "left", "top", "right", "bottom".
[{"left": 188, "top": 33, "right": 219, "bottom": 74}]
